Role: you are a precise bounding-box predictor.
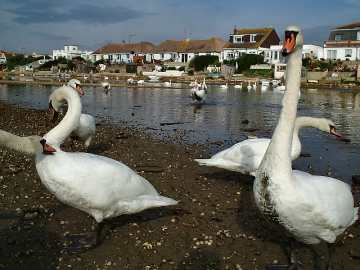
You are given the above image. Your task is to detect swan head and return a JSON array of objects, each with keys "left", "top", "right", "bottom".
[
  {"left": 317, "top": 119, "right": 343, "bottom": 138},
  {"left": 282, "top": 25, "right": 303, "bottom": 57},
  {"left": 67, "top": 79, "right": 84, "bottom": 96},
  {"left": 27, "top": 136, "right": 57, "bottom": 155}
]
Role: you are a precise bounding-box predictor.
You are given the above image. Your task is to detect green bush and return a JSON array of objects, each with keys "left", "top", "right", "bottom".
[
  {"left": 166, "top": 66, "right": 176, "bottom": 70},
  {"left": 178, "top": 66, "right": 185, "bottom": 71},
  {"left": 223, "top": 54, "right": 264, "bottom": 73},
  {"left": 38, "top": 57, "right": 75, "bottom": 71},
  {"left": 6, "top": 54, "right": 42, "bottom": 71},
  {"left": 243, "top": 69, "right": 273, "bottom": 77},
  {"left": 189, "top": 55, "right": 219, "bottom": 71},
  {"left": 188, "top": 70, "right": 194, "bottom": 76}
]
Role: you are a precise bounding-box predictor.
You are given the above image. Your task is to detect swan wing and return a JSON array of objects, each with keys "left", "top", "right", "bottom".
[
  {"left": 279, "top": 170, "right": 358, "bottom": 243},
  {"left": 37, "top": 152, "right": 167, "bottom": 211}
]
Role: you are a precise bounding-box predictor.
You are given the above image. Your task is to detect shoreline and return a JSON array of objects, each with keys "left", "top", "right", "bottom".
[
  {"left": 0, "top": 76, "right": 359, "bottom": 91},
  {"left": 0, "top": 102, "right": 359, "bottom": 269}
]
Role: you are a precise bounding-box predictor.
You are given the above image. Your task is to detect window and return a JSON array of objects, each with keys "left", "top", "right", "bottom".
[
  {"left": 235, "top": 36, "right": 243, "bottom": 43},
  {"left": 274, "top": 51, "right": 279, "bottom": 60},
  {"left": 250, "top": 34, "right": 256, "bottom": 43},
  {"left": 357, "top": 31, "right": 360, "bottom": 41},
  {"left": 334, "top": 34, "right": 343, "bottom": 41},
  {"left": 327, "top": 50, "right": 337, "bottom": 60},
  {"left": 345, "top": 49, "right": 352, "bottom": 58}
]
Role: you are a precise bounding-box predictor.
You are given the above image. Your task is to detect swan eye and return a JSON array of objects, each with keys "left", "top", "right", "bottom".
[
  {"left": 40, "top": 139, "right": 46, "bottom": 145},
  {"left": 284, "top": 31, "right": 298, "bottom": 40}
]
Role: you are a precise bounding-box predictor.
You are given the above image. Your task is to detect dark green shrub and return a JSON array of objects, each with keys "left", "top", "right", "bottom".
[
  {"left": 189, "top": 55, "right": 219, "bottom": 71},
  {"left": 223, "top": 54, "right": 264, "bottom": 73}
]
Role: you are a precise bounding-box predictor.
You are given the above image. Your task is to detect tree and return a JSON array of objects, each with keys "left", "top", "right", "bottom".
[
  {"left": 189, "top": 55, "right": 219, "bottom": 72},
  {"left": 223, "top": 54, "right": 264, "bottom": 73}
]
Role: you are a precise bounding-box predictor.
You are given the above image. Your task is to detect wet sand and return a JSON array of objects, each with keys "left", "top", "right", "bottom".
[{"left": 0, "top": 101, "right": 359, "bottom": 270}]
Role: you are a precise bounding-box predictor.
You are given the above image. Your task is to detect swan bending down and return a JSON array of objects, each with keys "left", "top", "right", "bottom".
[
  {"left": 50, "top": 80, "right": 96, "bottom": 147},
  {"left": 44, "top": 86, "right": 177, "bottom": 248},
  {"left": 253, "top": 26, "right": 357, "bottom": 268},
  {"left": 195, "top": 117, "right": 342, "bottom": 175},
  {"left": 191, "top": 85, "right": 207, "bottom": 103}
]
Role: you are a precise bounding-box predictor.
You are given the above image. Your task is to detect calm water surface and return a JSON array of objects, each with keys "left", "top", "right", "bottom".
[{"left": 0, "top": 83, "right": 359, "bottom": 183}]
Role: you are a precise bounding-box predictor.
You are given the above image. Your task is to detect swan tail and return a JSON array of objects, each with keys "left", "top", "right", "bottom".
[
  {"left": 84, "top": 136, "right": 93, "bottom": 147},
  {"left": 194, "top": 158, "right": 218, "bottom": 167},
  {"left": 140, "top": 195, "right": 178, "bottom": 209},
  {"left": 351, "top": 207, "right": 359, "bottom": 225}
]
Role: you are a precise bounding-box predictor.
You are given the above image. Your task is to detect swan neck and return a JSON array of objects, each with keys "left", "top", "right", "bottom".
[
  {"left": 0, "top": 130, "right": 35, "bottom": 155},
  {"left": 259, "top": 48, "right": 302, "bottom": 175},
  {"left": 44, "top": 86, "right": 81, "bottom": 146}
]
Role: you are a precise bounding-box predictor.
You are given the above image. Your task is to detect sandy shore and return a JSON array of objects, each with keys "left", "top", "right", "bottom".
[{"left": 0, "top": 101, "right": 359, "bottom": 270}]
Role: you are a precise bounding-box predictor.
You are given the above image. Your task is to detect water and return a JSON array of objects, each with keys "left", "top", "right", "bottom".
[{"left": 0, "top": 83, "right": 360, "bottom": 182}]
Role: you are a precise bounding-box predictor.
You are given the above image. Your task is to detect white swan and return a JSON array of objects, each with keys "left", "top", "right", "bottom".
[
  {"left": 43, "top": 86, "right": 178, "bottom": 247},
  {"left": 191, "top": 85, "right": 207, "bottom": 103},
  {"left": 253, "top": 26, "right": 358, "bottom": 268},
  {"left": 201, "top": 78, "right": 207, "bottom": 90},
  {"left": 195, "top": 117, "right": 342, "bottom": 175},
  {"left": 220, "top": 83, "right": 228, "bottom": 89},
  {"left": 163, "top": 80, "right": 172, "bottom": 87},
  {"left": 247, "top": 82, "right": 252, "bottom": 90},
  {"left": 50, "top": 81, "right": 96, "bottom": 148},
  {"left": 252, "top": 81, "right": 257, "bottom": 90},
  {"left": 234, "top": 82, "right": 242, "bottom": 89},
  {"left": 137, "top": 80, "right": 145, "bottom": 85},
  {"left": 101, "top": 81, "right": 111, "bottom": 94}
]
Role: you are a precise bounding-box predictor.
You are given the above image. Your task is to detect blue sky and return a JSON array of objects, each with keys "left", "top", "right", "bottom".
[{"left": 0, "top": 0, "right": 359, "bottom": 53}]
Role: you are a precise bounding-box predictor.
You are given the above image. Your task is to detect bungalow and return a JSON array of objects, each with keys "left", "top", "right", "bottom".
[
  {"left": 222, "top": 27, "right": 280, "bottom": 62},
  {"left": 91, "top": 42, "right": 156, "bottom": 64},
  {"left": 324, "top": 21, "right": 360, "bottom": 61},
  {"left": 269, "top": 44, "right": 324, "bottom": 65},
  {"left": 149, "top": 37, "right": 226, "bottom": 64}
]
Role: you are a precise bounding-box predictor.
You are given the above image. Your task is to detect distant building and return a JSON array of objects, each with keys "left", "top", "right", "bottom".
[
  {"left": 0, "top": 52, "right": 6, "bottom": 64},
  {"left": 269, "top": 44, "right": 324, "bottom": 64},
  {"left": 150, "top": 37, "right": 226, "bottom": 63},
  {"left": 91, "top": 42, "right": 156, "bottom": 64},
  {"left": 222, "top": 27, "right": 280, "bottom": 63},
  {"left": 324, "top": 21, "right": 360, "bottom": 61},
  {"left": 92, "top": 38, "right": 226, "bottom": 64},
  {"left": 53, "top": 45, "right": 93, "bottom": 61}
]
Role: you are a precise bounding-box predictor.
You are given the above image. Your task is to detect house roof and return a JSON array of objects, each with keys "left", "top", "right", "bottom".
[
  {"left": 93, "top": 42, "right": 156, "bottom": 54},
  {"left": 154, "top": 37, "right": 226, "bottom": 53},
  {"left": 224, "top": 27, "right": 279, "bottom": 49},
  {"left": 334, "top": 21, "right": 360, "bottom": 30}
]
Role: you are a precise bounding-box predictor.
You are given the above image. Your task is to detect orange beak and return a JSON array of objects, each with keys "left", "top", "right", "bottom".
[
  {"left": 282, "top": 32, "right": 296, "bottom": 56},
  {"left": 40, "top": 139, "right": 57, "bottom": 154},
  {"left": 76, "top": 85, "right": 84, "bottom": 96}
]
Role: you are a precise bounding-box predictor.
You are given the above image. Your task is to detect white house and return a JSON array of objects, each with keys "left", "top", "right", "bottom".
[
  {"left": 53, "top": 45, "right": 93, "bottom": 61},
  {"left": 222, "top": 27, "right": 280, "bottom": 63},
  {"left": 0, "top": 52, "right": 6, "bottom": 64},
  {"left": 268, "top": 44, "right": 324, "bottom": 65},
  {"left": 324, "top": 21, "right": 360, "bottom": 61}
]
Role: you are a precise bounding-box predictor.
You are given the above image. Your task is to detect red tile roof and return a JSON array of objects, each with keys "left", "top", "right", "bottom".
[
  {"left": 93, "top": 42, "right": 156, "bottom": 54},
  {"left": 154, "top": 38, "right": 226, "bottom": 53}
]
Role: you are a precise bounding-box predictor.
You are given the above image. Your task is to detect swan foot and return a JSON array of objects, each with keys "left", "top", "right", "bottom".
[
  {"left": 62, "top": 232, "right": 98, "bottom": 253},
  {"left": 62, "top": 222, "right": 110, "bottom": 253}
]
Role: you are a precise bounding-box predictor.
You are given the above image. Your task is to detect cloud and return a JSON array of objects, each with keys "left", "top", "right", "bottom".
[{"left": 3, "top": 1, "right": 147, "bottom": 25}]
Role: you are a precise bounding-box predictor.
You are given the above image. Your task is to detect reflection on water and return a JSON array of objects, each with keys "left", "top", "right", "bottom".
[{"left": 0, "top": 84, "right": 359, "bottom": 182}]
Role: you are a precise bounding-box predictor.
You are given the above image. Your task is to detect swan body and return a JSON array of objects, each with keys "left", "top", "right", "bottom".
[
  {"left": 191, "top": 86, "right": 206, "bottom": 102},
  {"left": 253, "top": 26, "right": 357, "bottom": 248},
  {"left": 163, "top": 80, "right": 172, "bottom": 87},
  {"left": 195, "top": 117, "right": 339, "bottom": 175},
  {"left": 247, "top": 83, "right": 252, "bottom": 90},
  {"left": 220, "top": 83, "right": 228, "bottom": 89},
  {"left": 49, "top": 85, "right": 96, "bottom": 147},
  {"left": 101, "top": 81, "right": 111, "bottom": 90},
  {"left": 234, "top": 83, "right": 242, "bottom": 89},
  {"left": 43, "top": 85, "right": 177, "bottom": 223},
  {"left": 137, "top": 80, "right": 145, "bottom": 85},
  {"left": 252, "top": 81, "right": 257, "bottom": 90}
]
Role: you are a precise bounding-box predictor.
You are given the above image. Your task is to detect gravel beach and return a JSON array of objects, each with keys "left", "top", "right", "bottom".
[{"left": 0, "top": 101, "right": 359, "bottom": 270}]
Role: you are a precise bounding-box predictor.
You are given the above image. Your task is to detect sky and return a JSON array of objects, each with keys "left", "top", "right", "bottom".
[{"left": 0, "top": 0, "right": 359, "bottom": 53}]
